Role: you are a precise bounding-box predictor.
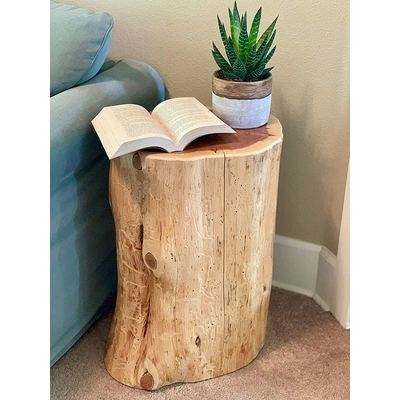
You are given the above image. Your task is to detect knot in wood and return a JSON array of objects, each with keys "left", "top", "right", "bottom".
[
  {"left": 144, "top": 252, "right": 157, "bottom": 270},
  {"left": 195, "top": 336, "right": 201, "bottom": 347},
  {"left": 132, "top": 152, "right": 142, "bottom": 170},
  {"left": 140, "top": 372, "right": 154, "bottom": 390}
]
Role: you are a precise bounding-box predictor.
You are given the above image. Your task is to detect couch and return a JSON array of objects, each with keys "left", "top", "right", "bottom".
[{"left": 50, "top": 1, "right": 165, "bottom": 366}]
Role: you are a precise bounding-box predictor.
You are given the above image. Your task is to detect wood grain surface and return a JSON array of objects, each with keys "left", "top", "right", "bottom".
[{"left": 105, "top": 116, "right": 283, "bottom": 390}]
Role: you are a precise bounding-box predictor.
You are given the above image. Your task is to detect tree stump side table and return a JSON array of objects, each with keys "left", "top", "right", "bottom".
[{"left": 105, "top": 116, "right": 283, "bottom": 390}]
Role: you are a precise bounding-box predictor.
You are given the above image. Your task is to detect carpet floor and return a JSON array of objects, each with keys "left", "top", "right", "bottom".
[{"left": 50, "top": 287, "right": 350, "bottom": 399}]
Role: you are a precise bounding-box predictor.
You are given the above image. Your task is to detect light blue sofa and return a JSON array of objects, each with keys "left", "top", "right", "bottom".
[{"left": 50, "top": 1, "right": 165, "bottom": 366}]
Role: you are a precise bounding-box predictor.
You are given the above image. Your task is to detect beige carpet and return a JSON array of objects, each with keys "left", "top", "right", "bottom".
[{"left": 50, "top": 287, "right": 349, "bottom": 399}]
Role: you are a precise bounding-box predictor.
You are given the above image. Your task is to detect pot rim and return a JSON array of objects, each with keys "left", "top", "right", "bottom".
[
  {"left": 213, "top": 69, "right": 272, "bottom": 81},
  {"left": 212, "top": 70, "right": 273, "bottom": 100}
]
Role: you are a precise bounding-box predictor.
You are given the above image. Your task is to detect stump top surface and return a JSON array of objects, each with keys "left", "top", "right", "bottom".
[{"left": 139, "top": 115, "right": 282, "bottom": 161}]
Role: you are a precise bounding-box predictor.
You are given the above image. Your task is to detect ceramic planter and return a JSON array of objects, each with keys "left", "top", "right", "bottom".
[{"left": 212, "top": 71, "right": 273, "bottom": 129}]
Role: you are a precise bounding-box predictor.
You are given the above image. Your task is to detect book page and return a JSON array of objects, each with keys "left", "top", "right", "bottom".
[
  {"left": 102, "top": 104, "right": 169, "bottom": 145},
  {"left": 152, "top": 97, "right": 229, "bottom": 143}
]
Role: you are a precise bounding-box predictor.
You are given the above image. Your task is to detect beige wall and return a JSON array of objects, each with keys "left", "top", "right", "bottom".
[{"left": 65, "top": 0, "right": 350, "bottom": 254}]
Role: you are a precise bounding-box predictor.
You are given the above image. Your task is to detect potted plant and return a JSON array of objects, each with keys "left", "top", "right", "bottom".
[{"left": 211, "top": 1, "right": 278, "bottom": 129}]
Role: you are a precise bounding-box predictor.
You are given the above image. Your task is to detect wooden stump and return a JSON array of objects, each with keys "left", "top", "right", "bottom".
[{"left": 105, "top": 116, "right": 283, "bottom": 390}]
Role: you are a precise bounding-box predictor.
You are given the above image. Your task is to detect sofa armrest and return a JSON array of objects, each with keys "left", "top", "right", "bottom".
[{"left": 50, "top": 59, "right": 165, "bottom": 188}]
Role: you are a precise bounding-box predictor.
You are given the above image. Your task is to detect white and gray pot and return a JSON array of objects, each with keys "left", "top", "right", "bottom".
[{"left": 212, "top": 71, "right": 273, "bottom": 129}]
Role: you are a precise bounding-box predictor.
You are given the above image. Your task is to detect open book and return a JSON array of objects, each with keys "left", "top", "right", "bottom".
[{"left": 92, "top": 97, "right": 235, "bottom": 159}]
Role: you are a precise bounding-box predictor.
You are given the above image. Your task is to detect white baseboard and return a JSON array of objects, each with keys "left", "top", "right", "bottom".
[
  {"left": 271, "top": 280, "right": 315, "bottom": 298},
  {"left": 312, "top": 246, "right": 337, "bottom": 312},
  {"left": 312, "top": 292, "right": 331, "bottom": 312},
  {"left": 272, "top": 234, "right": 349, "bottom": 329},
  {"left": 272, "top": 235, "right": 321, "bottom": 297},
  {"left": 315, "top": 245, "right": 350, "bottom": 330}
]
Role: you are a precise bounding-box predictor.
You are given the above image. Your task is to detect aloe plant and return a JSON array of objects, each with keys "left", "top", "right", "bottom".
[{"left": 212, "top": 2, "right": 278, "bottom": 81}]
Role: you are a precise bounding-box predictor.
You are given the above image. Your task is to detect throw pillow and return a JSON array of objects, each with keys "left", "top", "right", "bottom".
[{"left": 50, "top": 1, "right": 114, "bottom": 96}]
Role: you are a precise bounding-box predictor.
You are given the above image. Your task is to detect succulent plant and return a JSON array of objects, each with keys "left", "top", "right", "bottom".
[{"left": 212, "top": 1, "right": 278, "bottom": 82}]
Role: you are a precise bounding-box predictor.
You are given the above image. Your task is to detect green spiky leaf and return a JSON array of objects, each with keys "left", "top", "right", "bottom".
[
  {"left": 248, "top": 7, "right": 262, "bottom": 50},
  {"left": 258, "top": 45, "right": 276, "bottom": 70},
  {"left": 218, "top": 16, "right": 237, "bottom": 66},
  {"left": 246, "top": 45, "right": 257, "bottom": 71},
  {"left": 248, "top": 64, "right": 268, "bottom": 80},
  {"left": 229, "top": 1, "right": 241, "bottom": 54},
  {"left": 258, "top": 67, "right": 274, "bottom": 80},
  {"left": 238, "top": 17, "right": 249, "bottom": 62},
  {"left": 249, "top": 45, "right": 276, "bottom": 80},
  {"left": 241, "top": 11, "right": 247, "bottom": 27},
  {"left": 257, "top": 15, "right": 278, "bottom": 50},
  {"left": 212, "top": 42, "right": 234, "bottom": 74},
  {"left": 232, "top": 57, "right": 247, "bottom": 79},
  {"left": 254, "top": 30, "right": 276, "bottom": 68}
]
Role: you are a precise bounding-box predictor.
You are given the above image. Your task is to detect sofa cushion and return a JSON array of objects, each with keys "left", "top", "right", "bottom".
[{"left": 50, "top": 1, "right": 114, "bottom": 97}]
